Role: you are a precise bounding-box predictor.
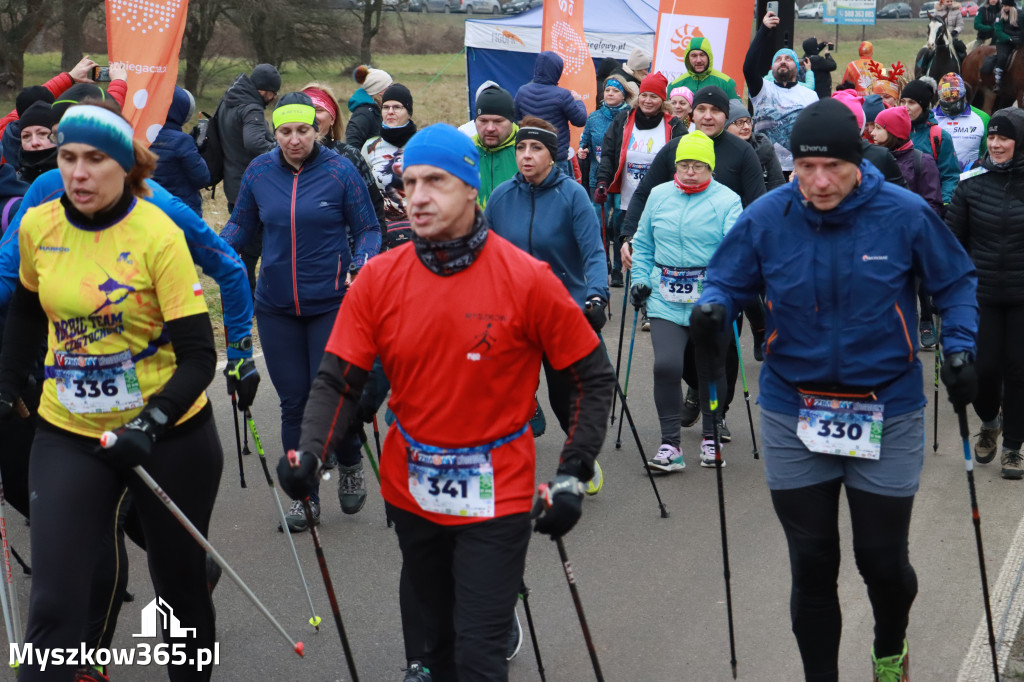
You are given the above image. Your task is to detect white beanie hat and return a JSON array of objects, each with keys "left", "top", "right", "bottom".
[{"left": 354, "top": 65, "right": 394, "bottom": 97}]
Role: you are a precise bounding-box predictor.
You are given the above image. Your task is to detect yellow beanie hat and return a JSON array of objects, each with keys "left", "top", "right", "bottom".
[{"left": 675, "top": 130, "right": 716, "bottom": 170}]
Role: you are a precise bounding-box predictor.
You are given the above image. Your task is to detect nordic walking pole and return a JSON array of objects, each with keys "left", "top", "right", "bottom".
[
  {"left": 99, "top": 431, "right": 304, "bottom": 656},
  {"left": 0, "top": 467, "right": 22, "bottom": 656},
  {"left": 368, "top": 417, "right": 394, "bottom": 528},
  {"left": 520, "top": 580, "right": 547, "bottom": 682},
  {"left": 934, "top": 317, "right": 942, "bottom": 454},
  {"left": 231, "top": 393, "right": 246, "bottom": 488},
  {"left": 610, "top": 271, "right": 630, "bottom": 426},
  {"left": 615, "top": 307, "right": 639, "bottom": 449},
  {"left": 533, "top": 485, "right": 604, "bottom": 682},
  {"left": 302, "top": 498, "right": 360, "bottom": 682},
  {"left": 244, "top": 410, "right": 321, "bottom": 631},
  {"left": 957, "top": 406, "right": 1000, "bottom": 681},
  {"left": 732, "top": 321, "right": 760, "bottom": 460},
  {"left": 372, "top": 414, "right": 383, "bottom": 463},
  {"left": 361, "top": 440, "right": 381, "bottom": 484}
]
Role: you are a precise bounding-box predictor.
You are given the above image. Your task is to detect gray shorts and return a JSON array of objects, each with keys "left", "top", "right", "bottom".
[{"left": 761, "top": 407, "right": 925, "bottom": 497}]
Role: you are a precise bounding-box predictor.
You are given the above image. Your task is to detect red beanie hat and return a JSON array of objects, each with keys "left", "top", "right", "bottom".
[
  {"left": 639, "top": 72, "right": 668, "bottom": 101},
  {"left": 874, "top": 106, "right": 911, "bottom": 141}
]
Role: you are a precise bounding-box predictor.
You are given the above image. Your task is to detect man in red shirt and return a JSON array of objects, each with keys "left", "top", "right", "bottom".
[{"left": 278, "top": 123, "right": 615, "bottom": 682}]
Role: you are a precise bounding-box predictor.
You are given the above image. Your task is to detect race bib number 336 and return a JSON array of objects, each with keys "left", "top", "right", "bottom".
[
  {"left": 52, "top": 349, "right": 144, "bottom": 414},
  {"left": 797, "top": 396, "right": 884, "bottom": 460}
]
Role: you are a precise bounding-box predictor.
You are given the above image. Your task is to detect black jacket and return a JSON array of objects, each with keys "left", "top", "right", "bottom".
[
  {"left": 217, "top": 74, "right": 276, "bottom": 204},
  {"left": 802, "top": 37, "right": 837, "bottom": 99},
  {"left": 596, "top": 109, "right": 687, "bottom": 191},
  {"left": 621, "top": 130, "right": 765, "bottom": 241},
  {"left": 345, "top": 102, "right": 382, "bottom": 151},
  {"left": 946, "top": 155, "right": 1024, "bottom": 304},
  {"left": 862, "top": 140, "right": 908, "bottom": 189},
  {"left": 750, "top": 132, "right": 786, "bottom": 191}
]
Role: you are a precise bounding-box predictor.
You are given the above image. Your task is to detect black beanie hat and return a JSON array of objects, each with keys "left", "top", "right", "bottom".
[
  {"left": 988, "top": 110, "right": 1020, "bottom": 145},
  {"left": 381, "top": 83, "right": 413, "bottom": 116},
  {"left": 475, "top": 86, "right": 515, "bottom": 121},
  {"left": 790, "top": 98, "right": 863, "bottom": 166},
  {"left": 16, "top": 85, "right": 53, "bottom": 118},
  {"left": 901, "top": 79, "right": 934, "bottom": 111},
  {"left": 51, "top": 84, "right": 115, "bottom": 122},
  {"left": 20, "top": 101, "right": 55, "bottom": 131},
  {"left": 802, "top": 37, "right": 821, "bottom": 56},
  {"left": 250, "top": 64, "right": 281, "bottom": 93},
  {"left": 691, "top": 85, "right": 730, "bottom": 115}
]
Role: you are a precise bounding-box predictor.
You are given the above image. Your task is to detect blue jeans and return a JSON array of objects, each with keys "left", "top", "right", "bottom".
[{"left": 256, "top": 305, "right": 361, "bottom": 502}]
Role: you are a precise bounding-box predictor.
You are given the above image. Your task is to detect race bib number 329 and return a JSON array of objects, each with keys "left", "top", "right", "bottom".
[{"left": 797, "top": 396, "right": 884, "bottom": 460}]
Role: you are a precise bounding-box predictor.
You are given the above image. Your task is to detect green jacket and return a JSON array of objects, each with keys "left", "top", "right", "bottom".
[
  {"left": 667, "top": 37, "right": 741, "bottom": 100},
  {"left": 475, "top": 123, "right": 519, "bottom": 209}
]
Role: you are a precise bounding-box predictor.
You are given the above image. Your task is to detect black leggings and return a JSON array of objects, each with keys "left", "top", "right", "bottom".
[
  {"left": 770, "top": 479, "right": 917, "bottom": 682},
  {"left": 682, "top": 315, "right": 744, "bottom": 413},
  {"left": 975, "top": 303, "right": 1024, "bottom": 450},
  {"left": 21, "top": 416, "right": 223, "bottom": 681}
]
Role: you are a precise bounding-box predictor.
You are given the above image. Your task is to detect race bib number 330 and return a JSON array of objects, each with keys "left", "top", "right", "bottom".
[
  {"left": 408, "top": 448, "right": 495, "bottom": 518},
  {"left": 797, "top": 396, "right": 884, "bottom": 460}
]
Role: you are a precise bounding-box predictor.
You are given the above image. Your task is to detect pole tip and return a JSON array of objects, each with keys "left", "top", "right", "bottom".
[
  {"left": 731, "top": 663, "right": 737, "bottom": 679},
  {"left": 309, "top": 616, "right": 322, "bottom": 628},
  {"left": 660, "top": 506, "right": 670, "bottom": 518},
  {"left": 295, "top": 642, "right": 305, "bottom": 657}
]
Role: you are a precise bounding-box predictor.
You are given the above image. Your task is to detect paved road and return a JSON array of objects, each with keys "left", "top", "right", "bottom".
[{"left": 3, "top": 300, "right": 1020, "bottom": 681}]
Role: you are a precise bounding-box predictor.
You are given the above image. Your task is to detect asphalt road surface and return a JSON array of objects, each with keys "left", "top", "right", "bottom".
[{"left": 2, "top": 299, "right": 1019, "bottom": 681}]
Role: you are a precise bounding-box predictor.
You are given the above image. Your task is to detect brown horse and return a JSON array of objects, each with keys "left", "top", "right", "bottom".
[{"left": 962, "top": 43, "right": 1024, "bottom": 113}]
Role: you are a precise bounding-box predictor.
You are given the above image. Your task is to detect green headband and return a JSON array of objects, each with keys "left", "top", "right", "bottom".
[{"left": 273, "top": 103, "right": 316, "bottom": 129}]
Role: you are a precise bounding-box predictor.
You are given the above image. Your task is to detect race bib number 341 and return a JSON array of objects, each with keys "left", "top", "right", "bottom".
[
  {"left": 797, "top": 396, "right": 884, "bottom": 460},
  {"left": 408, "top": 448, "right": 495, "bottom": 518}
]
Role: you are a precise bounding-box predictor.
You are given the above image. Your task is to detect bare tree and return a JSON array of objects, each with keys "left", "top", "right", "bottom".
[
  {"left": 59, "top": 0, "right": 102, "bottom": 72},
  {"left": 183, "top": 0, "right": 229, "bottom": 94},
  {"left": 0, "top": 0, "right": 54, "bottom": 92},
  {"left": 355, "top": 0, "right": 384, "bottom": 64},
  {"left": 232, "top": 0, "right": 355, "bottom": 68}
]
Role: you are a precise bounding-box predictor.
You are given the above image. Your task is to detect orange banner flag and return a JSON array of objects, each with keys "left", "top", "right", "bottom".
[
  {"left": 105, "top": 0, "right": 190, "bottom": 146},
  {"left": 541, "top": 0, "right": 596, "bottom": 150},
  {"left": 652, "top": 0, "right": 754, "bottom": 97}
]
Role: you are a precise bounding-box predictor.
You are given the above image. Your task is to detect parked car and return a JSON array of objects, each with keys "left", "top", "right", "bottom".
[
  {"left": 961, "top": 1, "right": 978, "bottom": 17},
  {"left": 918, "top": 1, "right": 936, "bottom": 17},
  {"left": 798, "top": 1, "right": 824, "bottom": 17},
  {"left": 877, "top": 1, "right": 911, "bottom": 17},
  {"left": 504, "top": 0, "right": 541, "bottom": 13},
  {"left": 410, "top": 0, "right": 448, "bottom": 11},
  {"left": 452, "top": 0, "right": 501, "bottom": 12}
]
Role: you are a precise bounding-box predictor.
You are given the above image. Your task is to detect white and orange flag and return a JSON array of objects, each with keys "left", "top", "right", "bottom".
[
  {"left": 105, "top": 0, "right": 189, "bottom": 146},
  {"left": 541, "top": 0, "right": 596, "bottom": 149}
]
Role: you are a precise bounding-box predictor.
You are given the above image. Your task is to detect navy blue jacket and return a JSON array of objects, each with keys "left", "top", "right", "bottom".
[
  {"left": 699, "top": 161, "right": 978, "bottom": 418},
  {"left": 1, "top": 121, "right": 20, "bottom": 172},
  {"left": 222, "top": 144, "right": 381, "bottom": 317},
  {"left": 514, "top": 51, "right": 588, "bottom": 162},
  {"left": 484, "top": 167, "right": 608, "bottom": 305},
  {"left": 151, "top": 87, "right": 211, "bottom": 216}
]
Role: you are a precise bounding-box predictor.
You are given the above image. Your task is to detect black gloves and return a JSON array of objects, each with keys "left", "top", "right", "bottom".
[
  {"left": 593, "top": 182, "right": 609, "bottom": 205},
  {"left": 584, "top": 297, "right": 607, "bottom": 333},
  {"left": 277, "top": 450, "right": 322, "bottom": 501},
  {"left": 941, "top": 351, "right": 978, "bottom": 410},
  {"left": 533, "top": 475, "right": 583, "bottom": 539},
  {"left": 224, "top": 358, "right": 260, "bottom": 411},
  {"left": 629, "top": 284, "right": 651, "bottom": 310},
  {"left": 96, "top": 406, "right": 169, "bottom": 469},
  {"left": 0, "top": 389, "right": 17, "bottom": 422},
  {"left": 689, "top": 303, "right": 727, "bottom": 347}
]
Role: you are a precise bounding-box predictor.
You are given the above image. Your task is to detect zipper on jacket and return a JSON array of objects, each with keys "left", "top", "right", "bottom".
[
  {"left": 335, "top": 255, "right": 342, "bottom": 290},
  {"left": 893, "top": 302, "right": 914, "bottom": 362},
  {"left": 527, "top": 186, "right": 536, "bottom": 255},
  {"left": 829, "top": 232, "right": 840, "bottom": 380},
  {"left": 290, "top": 169, "right": 302, "bottom": 316}
]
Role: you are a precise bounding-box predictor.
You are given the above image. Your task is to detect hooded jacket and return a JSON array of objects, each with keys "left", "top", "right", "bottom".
[
  {"left": 474, "top": 123, "right": 520, "bottom": 209},
  {"left": 513, "top": 52, "right": 588, "bottom": 161},
  {"left": 946, "top": 108, "right": 1024, "bottom": 304},
  {"left": 346, "top": 89, "right": 382, "bottom": 151},
  {"left": 217, "top": 73, "right": 276, "bottom": 204},
  {"left": 630, "top": 179, "right": 742, "bottom": 326},
  {"left": 667, "top": 38, "right": 741, "bottom": 100},
  {"left": 621, "top": 130, "right": 766, "bottom": 240},
  {"left": 222, "top": 145, "right": 381, "bottom": 316},
  {"left": 699, "top": 161, "right": 978, "bottom": 418},
  {"left": 484, "top": 168, "right": 609, "bottom": 305},
  {"left": 802, "top": 37, "right": 837, "bottom": 99},
  {"left": 151, "top": 87, "right": 211, "bottom": 216},
  {"left": 909, "top": 110, "right": 961, "bottom": 202},
  {"left": 841, "top": 43, "right": 883, "bottom": 95}
]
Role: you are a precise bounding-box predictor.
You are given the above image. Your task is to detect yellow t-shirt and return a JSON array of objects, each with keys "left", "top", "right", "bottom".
[{"left": 19, "top": 197, "right": 209, "bottom": 438}]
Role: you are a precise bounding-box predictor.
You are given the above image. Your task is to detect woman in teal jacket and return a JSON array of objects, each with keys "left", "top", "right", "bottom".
[{"left": 630, "top": 130, "right": 742, "bottom": 472}]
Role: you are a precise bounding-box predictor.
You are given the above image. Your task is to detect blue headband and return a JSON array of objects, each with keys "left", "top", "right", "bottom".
[
  {"left": 605, "top": 78, "right": 626, "bottom": 96},
  {"left": 404, "top": 123, "right": 480, "bottom": 190},
  {"left": 773, "top": 48, "right": 799, "bottom": 66},
  {"left": 57, "top": 105, "right": 135, "bottom": 172}
]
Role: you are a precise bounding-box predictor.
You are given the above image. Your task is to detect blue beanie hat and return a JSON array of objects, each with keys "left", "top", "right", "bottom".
[
  {"left": 862, "top": 94, "right": 886, "bottom": 124},
  {"left": 56, "top": 105, "right": 135, "bottom": 172},
  {"left": 403, "top": 123, "right": 480, "bottom": 190},
  {"left": 773, "top": 48, "right": 799, "bottom": 65}
]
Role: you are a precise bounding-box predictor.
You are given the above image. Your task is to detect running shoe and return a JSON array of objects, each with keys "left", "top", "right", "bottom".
[
  {"left": 74, "top": 667, "right": 109, "bottom": 682},
  {"left": 1001, "top": 449, "right": 1024, "bottom": 480},
  {"left": 610, "top": 270, "right": 624, "bottom": 288},
  {"left": 403, "top": 662, "right": 433, "bottom": 681},
  {"left": 648, "top": 444, "right": 685, "bottom": 472},
  {"left": 584, "top": 460, "right": 604, "bottom": 496},
  {"left": 919, "top": 323, "right": 936, "bottom": 350},
  {"left": 700, "top": 438, "right": 725, "bottom": 468},
  {"left": 975, "top": 416, "right": 1002, "bottom": 464},
  {"left": 680, "top": 387, "right": 700, "bottom": 428},
  {"left": 506, "top": 609, "right": 523, "bottom": 661},
  {"left": 717, "top": 416, "right": 732, "bottom": 443},
  {"left": 285, "top": 499, "right": 320, "bottom": 533},
  {"left": 337, "top": 462, "right": 367, "bottom": 514},
  {"left": 872, "top": 639, "right": 909, "bottom": 681}
]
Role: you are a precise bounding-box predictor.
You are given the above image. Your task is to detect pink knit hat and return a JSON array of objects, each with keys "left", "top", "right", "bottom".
[
  {"left": 831, "top": 90, "right": 866, "bottom": 132},
  {"left": 874, "top": 106, "right": 911, "bottom": 141}
]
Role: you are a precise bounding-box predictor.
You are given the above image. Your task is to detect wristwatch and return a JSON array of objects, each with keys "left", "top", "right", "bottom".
[{"left": 227, "top": 336, "right": 253, "bottom": 353}]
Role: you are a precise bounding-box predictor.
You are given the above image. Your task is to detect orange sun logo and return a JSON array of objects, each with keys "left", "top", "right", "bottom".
[{"left": 670, "top": 24, "right": 704, "bottom": 60}]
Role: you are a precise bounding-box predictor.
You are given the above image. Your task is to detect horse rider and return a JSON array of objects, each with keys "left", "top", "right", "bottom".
[
  {"left": 934, "top": 0, "right": 968, "bottom": 63},
  {"left": 992, "top": 0, "right": 1021, "bottom": 91},
  {"left": 976, "top": 0, "right": 1002, "bottom": 44}
]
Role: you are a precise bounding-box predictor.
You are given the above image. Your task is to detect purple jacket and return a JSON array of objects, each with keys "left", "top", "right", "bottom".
[{"left": 892, "top": 142, "right": 943, "bottom": 216}]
